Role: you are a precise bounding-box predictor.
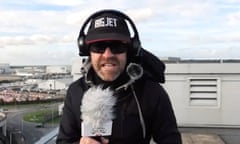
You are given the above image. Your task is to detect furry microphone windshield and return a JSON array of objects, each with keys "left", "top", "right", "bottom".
[{"left": 80, "top": 86, "right": 116, "bottom": 136}]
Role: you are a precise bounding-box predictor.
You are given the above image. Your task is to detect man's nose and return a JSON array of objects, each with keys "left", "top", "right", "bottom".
[{"left": 102, "top": 47, "right": 114, "bottom": 57}]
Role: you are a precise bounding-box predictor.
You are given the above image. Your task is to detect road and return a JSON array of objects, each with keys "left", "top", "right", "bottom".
[{"left": 6, "top": 104, "right": 58, "bottom": 144}]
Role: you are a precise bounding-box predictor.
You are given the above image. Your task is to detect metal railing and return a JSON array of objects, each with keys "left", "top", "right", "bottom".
[{"left": 34, "top": 127, "right": 59, "bottom": 144}]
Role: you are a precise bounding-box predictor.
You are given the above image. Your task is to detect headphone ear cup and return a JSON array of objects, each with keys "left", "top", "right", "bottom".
[{"left": 78, "top": 35, "right": 89, "bottom": 56}]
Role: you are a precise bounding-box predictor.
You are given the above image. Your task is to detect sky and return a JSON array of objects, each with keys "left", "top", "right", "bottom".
[{"left": 1, "top": 0, "right": 240, "bottom": 65}]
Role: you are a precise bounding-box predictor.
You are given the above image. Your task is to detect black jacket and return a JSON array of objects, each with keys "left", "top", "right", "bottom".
[{"left": 56, "top": 70, "right": 182, "bottom": 144}]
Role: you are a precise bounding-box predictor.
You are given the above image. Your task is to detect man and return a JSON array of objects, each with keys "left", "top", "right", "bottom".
[{"left": 56, "top": 10, "right": 182, "bottom": 144}]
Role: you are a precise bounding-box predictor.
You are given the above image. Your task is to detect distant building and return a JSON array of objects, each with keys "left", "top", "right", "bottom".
[
  {"left": 13, "top": 65, "right": 46, "bottom": 76},
  {"left": 0, "top": 63, "right": 13, "bottom": 74},
  {"left": 71, "top": 57, "right": 88, "bottom": 81},
  {"left": 46, "top": 65, "right": 71, "bottom": 74},
  {"left": 38, "top": 78, "right": 73, "bottom": 90},
  {"left": 25, "top": 79, "right": 42, "bottom": 85}
]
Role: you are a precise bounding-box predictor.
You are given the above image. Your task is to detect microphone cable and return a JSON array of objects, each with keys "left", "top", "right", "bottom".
[{"left": 130, "top": 84, "right": 146, "bottom": 139}]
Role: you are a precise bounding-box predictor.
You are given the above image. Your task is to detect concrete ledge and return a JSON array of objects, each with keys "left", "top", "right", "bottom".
[{"left": 182, "top": 133, "right": 225, "bottom": 144}]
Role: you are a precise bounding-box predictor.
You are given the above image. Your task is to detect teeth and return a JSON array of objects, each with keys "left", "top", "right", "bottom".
[{"left": 103, "top": 64, "right": 115, "bottom": 66}]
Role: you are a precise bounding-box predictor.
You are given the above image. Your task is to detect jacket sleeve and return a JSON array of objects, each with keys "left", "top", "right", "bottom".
[
  {"left": 149, "top": 84, "right": 182, "bottom": 144},
  {"left": 56, "top": 83, "right": 82, "bottom": 144}
]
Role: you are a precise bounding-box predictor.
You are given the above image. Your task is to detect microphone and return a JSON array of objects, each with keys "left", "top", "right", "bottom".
[{"left": 80, "top": 86, "right": 116, "bottom": 137}]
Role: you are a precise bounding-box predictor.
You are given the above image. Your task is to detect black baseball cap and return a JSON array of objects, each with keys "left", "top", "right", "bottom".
[{"left": 85, "top": 12, "right": 131, "bottom": 44}]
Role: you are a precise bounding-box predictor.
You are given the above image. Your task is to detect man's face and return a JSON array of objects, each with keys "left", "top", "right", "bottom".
[{"left": 89, "top": 41, "right": 128, "bottom": 82}]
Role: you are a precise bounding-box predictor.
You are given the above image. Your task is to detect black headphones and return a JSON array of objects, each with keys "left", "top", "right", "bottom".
[{"left": 77, "top": 9, "right": 142, "bottom": 56}]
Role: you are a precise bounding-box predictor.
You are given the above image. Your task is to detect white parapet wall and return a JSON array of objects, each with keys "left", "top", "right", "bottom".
[
  {"left": 0, "top": 112, "right": 7, "bottom": 136},
  {"left": 163, "top": 61, "right": 240, "bottom": 127},
  {"left": 71, "top": 58, "right": 240, "bottom": 128}
]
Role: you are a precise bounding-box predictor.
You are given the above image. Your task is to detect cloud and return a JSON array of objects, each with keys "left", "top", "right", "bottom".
[
  {"left": 1, "top": 0, "right": 240, "bottom": 65},
  {"left": 66, "top": 10, "right": 95, "bottom": 26},
  {"left": 21, "top": 0, "right": 84, "bottom": 6},
  {"left": 0, "top": 10, "right": 71, "bottom": 34},
  {"left": 225, "top": 0, "right": 240, "bottom": 3},
  {"left": 126, "top": 8, "right": 154, "bottom": 22},
  {"left": 188, "top": 31, "right": 240, "bottom": 46},
  {"left": 0, "top": 34, "right": 76, "bottom": 48},
  {"left": 0, "top": 43, "right": 76, "bottom": 65},
  {"left": 0, "top": 9, "right": 78, "bottom": 48},
  {"left": 226, "top": 12, "right": 240, "bottom": 26},
  {"left": 170, "top": 2, "right": 214, "bottom": 18}
]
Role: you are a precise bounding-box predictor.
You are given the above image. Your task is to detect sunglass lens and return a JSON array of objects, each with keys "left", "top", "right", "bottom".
[
  {"left": 89, "top": 41, "right": 129, "bottom": 54},
  {"left": 89, "top": 44, "right": 106, "bottom": 53}
]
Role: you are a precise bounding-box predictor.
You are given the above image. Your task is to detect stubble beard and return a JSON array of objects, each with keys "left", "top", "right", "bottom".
[{"left": 96, "top": 57, "right": 122, "bottom": 82}]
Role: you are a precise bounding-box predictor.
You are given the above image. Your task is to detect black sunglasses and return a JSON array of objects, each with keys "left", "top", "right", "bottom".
[{"left": 89, "top": 41, "right": 130, "bottom": 54}]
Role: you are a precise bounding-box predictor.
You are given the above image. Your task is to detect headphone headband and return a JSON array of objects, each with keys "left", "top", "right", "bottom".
[{"left": 78, "top": 9, "right": 141, "bottom": 56}]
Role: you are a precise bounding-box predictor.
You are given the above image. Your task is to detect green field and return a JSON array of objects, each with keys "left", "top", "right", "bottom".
[
  {"left": 0, "top": 102, "right": 62, "bottom": 124},
  {"left": 23, "top": 109, "right": 60, "bottom": 124}
]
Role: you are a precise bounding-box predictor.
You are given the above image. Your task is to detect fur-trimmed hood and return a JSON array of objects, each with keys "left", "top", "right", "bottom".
[{"left": 80, "top": 48, "right": 166, "bottom": 88}]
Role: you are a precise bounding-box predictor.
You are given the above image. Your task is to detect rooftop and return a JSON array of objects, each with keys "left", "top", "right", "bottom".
[{"left": 161, "top": 57, "right": 240, "bottom": 63}]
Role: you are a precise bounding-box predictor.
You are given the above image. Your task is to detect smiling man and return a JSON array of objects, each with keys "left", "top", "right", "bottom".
[
  {"left": 56, "top": 10, "right": 182, "bottom": 144},
  {"left": 89, "top": 41, "right": 128, "bottom": 81}
]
